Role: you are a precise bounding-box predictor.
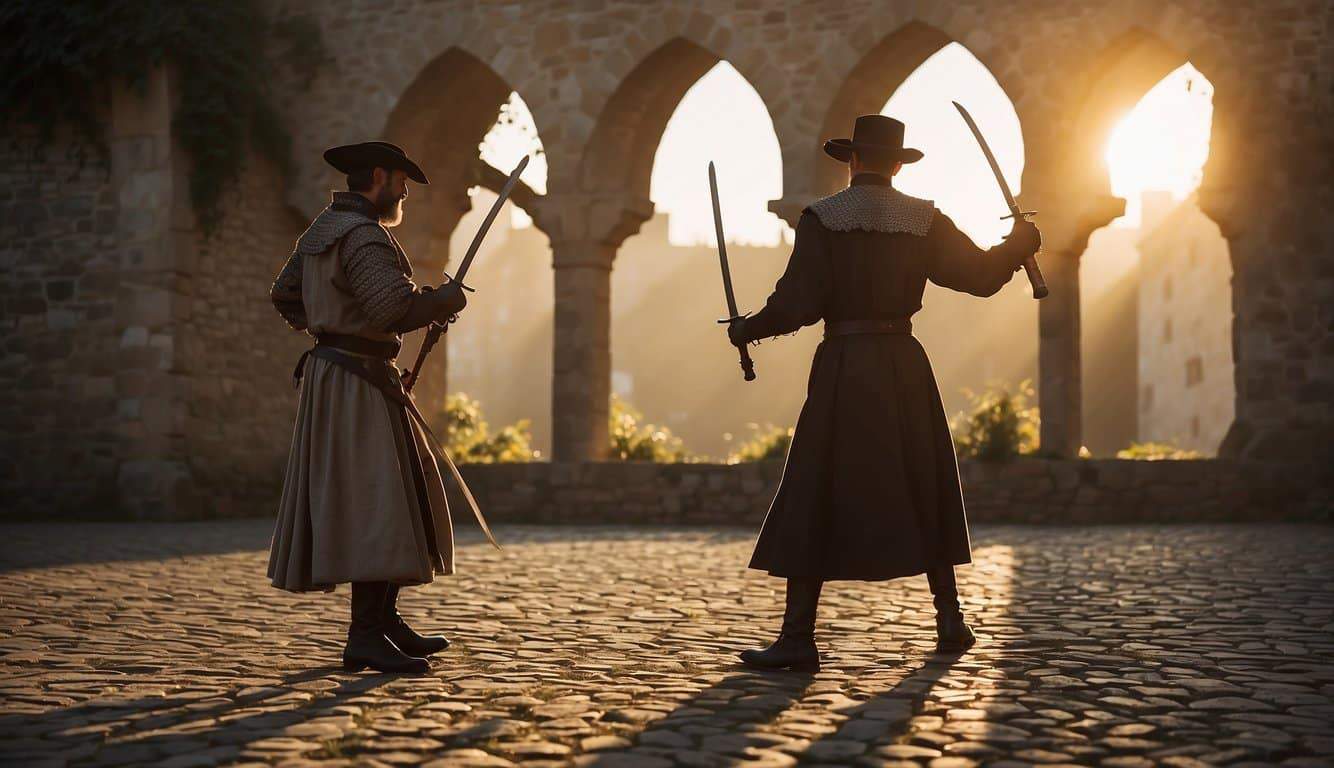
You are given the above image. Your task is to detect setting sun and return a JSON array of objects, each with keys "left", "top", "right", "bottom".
[{"left": 1105, "top": 63, "right": 1214, "bottom": 227}]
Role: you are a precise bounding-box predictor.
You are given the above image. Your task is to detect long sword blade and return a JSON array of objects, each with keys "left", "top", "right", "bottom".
[
  {"left": 452, "top": 155, "right": 529, "bottom": 284},
  {"left": 952, "top": 101, "right": 1021, "bottom": 216},
  {"left": 708, "top": 162, "right": 741, "bottom": 318},
  {"left": 708, "top": 162, "right": 756, "bottom": 381}
]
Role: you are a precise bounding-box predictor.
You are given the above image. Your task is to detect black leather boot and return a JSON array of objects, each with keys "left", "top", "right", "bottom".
[
  {"left": 739, "top": 579, "right": 822, "bottom": 672},
  {"left": 343, "top": 582, "right": 430, "bottom": 673},
  {"left": 383, "top": 584, "right": 450, "bottom": 657},
  {"left": 928, "top": 565, "right": 976, "bottom": 653}
]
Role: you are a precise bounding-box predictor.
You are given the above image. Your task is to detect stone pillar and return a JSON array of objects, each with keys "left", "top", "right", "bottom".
[
  {"left": 108, "top": 67, "right": 195, "bottom": 516},
  {"left": 532, "top": 193, "right": 652, "bottom": 462},
  {"left": 1037, "top": 248, "right": 1082, "bottom": 457},
  {"left": 550, "top": 241, "right": 615, "bottom": 461}
]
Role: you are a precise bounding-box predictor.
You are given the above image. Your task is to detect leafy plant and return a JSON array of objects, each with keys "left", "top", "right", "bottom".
[
  {"left": 950, "top": 380, "right": 1040, "bottom": 462},
  {"left": 727, "top": 424, "right": 793, "bottom": 464},
  {"left": 439, "top": 393, "right": 537, "bottom": 463},
  {"left": 1, "top": 1, "right": 325, "bottom": 235},
  {"left": 608, "top": 395, "right": 692, "bottom": 462},
  {"left": 1116, "top": 441, "right": 1201, "bottom": 460}
]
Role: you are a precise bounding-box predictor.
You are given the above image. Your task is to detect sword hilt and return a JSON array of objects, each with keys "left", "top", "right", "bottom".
[
  {"left": 998, "top": 211, "right": 1047, "bottom": 299},
  {"left": 718, "top": 313, "right": 757, "bottom": 382}
]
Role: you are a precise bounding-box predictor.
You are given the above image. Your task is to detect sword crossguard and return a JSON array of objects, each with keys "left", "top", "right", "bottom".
[
  {"left": 440, "top": 272, "right": 476, "bottom": 292},
  {"left": 1000, "top": 210, "right": 1038, "bottom": 221},
  {"left": 717, "top": 312, "right": 751, "bottom": 325}
]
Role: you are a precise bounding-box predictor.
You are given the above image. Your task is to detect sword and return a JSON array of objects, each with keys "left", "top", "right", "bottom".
[
  {"left": 951, "top": 101, "right": 1049, "bottom": 299},
  {"left": 403, "top": 155, "right": 529, "bottom": 392},
  {"left": 708, "top": 162, "right": 756, "bottom": 382}
]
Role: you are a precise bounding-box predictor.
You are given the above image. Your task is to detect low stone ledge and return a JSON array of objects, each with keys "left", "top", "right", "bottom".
[{"left": 452, "top": 458, "right": 1326, "bottom": 526}]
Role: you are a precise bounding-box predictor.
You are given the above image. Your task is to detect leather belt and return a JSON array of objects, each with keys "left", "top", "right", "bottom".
[
  {"left": 314, "top": 332, "right": 400, "bottom": 359},
  {"left": 824, "top": 319, "right": 913, "bottom": 339}
]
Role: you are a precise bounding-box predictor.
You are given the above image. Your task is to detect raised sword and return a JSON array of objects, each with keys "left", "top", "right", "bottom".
[
  {"left": 403, "top": 154, "right": 530, "bottom": 392},
  {"left": 708, "top": 162, "right": 756, "bottom": 382},
  {"left": 951, "top": 101, "right": 1049, "bottom": 299}
]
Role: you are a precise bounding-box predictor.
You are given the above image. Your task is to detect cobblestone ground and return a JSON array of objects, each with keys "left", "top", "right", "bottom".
[{"left": 2, "top": 522, "right": 1333, "bottom": 768}]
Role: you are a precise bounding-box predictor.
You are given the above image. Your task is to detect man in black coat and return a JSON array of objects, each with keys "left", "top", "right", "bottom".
[{"left": 727, "top": 115, "right": 1042, "bottom": 671}]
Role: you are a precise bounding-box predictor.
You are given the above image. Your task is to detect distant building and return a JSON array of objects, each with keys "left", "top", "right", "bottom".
[
  {"left": 1080, "top": 223, "right": 1142, "bottom": 457},
  {"left": 1135, "top": 191, "right": 1234, "bottom": 454}
]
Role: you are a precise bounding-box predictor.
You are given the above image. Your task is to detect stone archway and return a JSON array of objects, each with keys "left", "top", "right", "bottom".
[
  {"left": 380, "top": 47, "right": 546, "bottom": 424},
  {"left": 1069, "top": 29, "right": 1236, "bottom": 457},
  {"left": 545, "top": 36, "right": 759, "bottom": 461},
  {"left": 811, "top": 21, "right": 955, "bottom": 199}
]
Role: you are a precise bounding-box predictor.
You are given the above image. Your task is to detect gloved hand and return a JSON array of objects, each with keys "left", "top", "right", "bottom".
[
  {"left": 726, "top": 316, "right": 749, "bottom": 347},
  {"left": 434, "top": 280, "right": 467, "bottom": 318}
]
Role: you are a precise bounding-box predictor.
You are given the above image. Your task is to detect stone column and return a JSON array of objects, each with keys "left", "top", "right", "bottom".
[
  {"left": 532, "top": 193, "right": 652, "bottom": 462},
  {"left": 1037, "top": 247, "right": 1083, "bottom": 457},
  {"left": 550, "top": 241, "right": 615, "bottom": 461},
  {"left": 109, "top": 67, "right": 194, "bottom": 516}
]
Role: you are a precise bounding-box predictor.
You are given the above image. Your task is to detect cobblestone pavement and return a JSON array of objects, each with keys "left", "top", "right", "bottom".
[{"left": 2, "top": 522, "right": 1333, "bottom": 767}]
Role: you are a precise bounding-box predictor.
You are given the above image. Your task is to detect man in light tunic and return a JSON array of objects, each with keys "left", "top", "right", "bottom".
[{"left": 268, "top": 142, "right": 469, "bottom": 673}]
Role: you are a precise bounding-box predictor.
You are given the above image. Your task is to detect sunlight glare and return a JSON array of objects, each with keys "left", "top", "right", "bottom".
[
  {"left": 883, "top": 43, "right": 1025, "bottom": 248},
  {"left": 1105, "top": 64, "right": 1213, "bottom": 227},
  {"left": 651, "top": 62, "right": 788, "bottom": 247},
  {"left": 479, "top": 91, "right": 549, "bottom": 228}
]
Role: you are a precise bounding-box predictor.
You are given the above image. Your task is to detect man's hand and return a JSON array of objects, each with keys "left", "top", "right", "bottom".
[
  {"left": 1006, "top": 218, "right": 1042, "bottom": 255},
  {"left": 726, "top": 316, "right": 749, "bottom": 347},
  {"left": 430, "top": 280, "right": 467, "bottom": 320}
]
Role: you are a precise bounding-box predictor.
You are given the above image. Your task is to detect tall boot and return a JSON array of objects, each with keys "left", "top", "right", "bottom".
[
  {"left": 928, "top": 565, "right": 975, "bottom": 653},
  {"left": 739, "top": 578, "right": 822, "bottom": 671},
  {"left": 343, "top": 582, "right": 430, "bottom": 673},
  {"left": 383, "top": 584, "right": 450, "bottom": 657}
]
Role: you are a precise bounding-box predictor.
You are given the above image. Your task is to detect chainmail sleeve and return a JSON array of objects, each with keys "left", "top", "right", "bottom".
[
  {"left": 340, "top": 224, "right": 415, "bottom": 332},
  {"left": 270, "top": 249, "right": 307, "bottom": 330}
]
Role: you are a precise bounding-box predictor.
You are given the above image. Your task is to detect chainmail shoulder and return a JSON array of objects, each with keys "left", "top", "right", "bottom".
[
  {"left": 340, "top": 224, "right": 414, "bottom": 332},
  {"left": 294, "top": 207, "right": 381, "bottom": 256},
  {"left": 807, "top": 185, "right": 935, "bottom": 236}
]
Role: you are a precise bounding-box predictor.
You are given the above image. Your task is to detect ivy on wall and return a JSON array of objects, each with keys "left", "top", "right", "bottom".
[{"left": 1, "top": 1, "right": 325, "bottom": 235}]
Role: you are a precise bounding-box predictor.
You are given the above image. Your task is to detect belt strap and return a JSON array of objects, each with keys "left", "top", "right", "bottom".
[
  {"left": 292, "top": 345, "right": 500, "bottom": 551},
  {"left": 824, "top": 318, "right": 913, "bottom": 339},
  {"left": 315, "top": 332, "right": 400, "bottom": 359}
]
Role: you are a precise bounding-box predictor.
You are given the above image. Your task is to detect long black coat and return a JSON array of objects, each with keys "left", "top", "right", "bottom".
[{"left": 737, "top": 174, "right": 1032, "bottom": 582}]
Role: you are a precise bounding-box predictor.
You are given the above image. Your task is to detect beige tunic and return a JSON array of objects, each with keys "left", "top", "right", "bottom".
[{"left": 267, "top": 215, "right": 454, "bottom": 592}]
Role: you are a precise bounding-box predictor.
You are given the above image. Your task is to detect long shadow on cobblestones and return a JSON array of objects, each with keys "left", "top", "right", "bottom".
[
  {"left": 0, "top": 521, "right": 274, "bottom": 571},
  {"left": 0, "top": 666, "right": 400, "bottom": 765},
  {"left": 789, "top": 655, "right": 963, "bottom": 763},
  {"left": 580, "top": 668, "right": 817, "bottom": 766}
]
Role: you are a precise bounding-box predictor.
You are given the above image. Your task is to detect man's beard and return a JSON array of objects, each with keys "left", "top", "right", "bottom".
[{"left": 374, "top": 187, "right": 405, "bottom": 227}]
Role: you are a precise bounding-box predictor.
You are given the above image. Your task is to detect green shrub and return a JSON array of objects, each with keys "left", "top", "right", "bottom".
[
  {"left": 727, "top": 424, "right": 793, "bottom": 464},
  {"left": 438, "top": 393, "right": 537, "bottom": 463},
  {"left": 1116, "top": 441, "right": 1201, "bottom": 460},
  {"left": 950, "top": 380, "right": 1039, "bottom": 462},
  {"left": 608, "top": 395, "right": 692, "bottom": 462}
]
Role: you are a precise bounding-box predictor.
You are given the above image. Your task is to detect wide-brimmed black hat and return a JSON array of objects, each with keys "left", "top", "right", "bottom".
[
  {"left": 323, "top": 141, "right": 429, "bottom": 184},
  {"left": 823, "top": 115, "right": 923, "bottom": 164}
]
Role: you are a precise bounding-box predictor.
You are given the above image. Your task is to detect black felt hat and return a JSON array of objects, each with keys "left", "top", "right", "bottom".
[
  {"left": 323, "top": 141, "right": 429, "bottom": 184},
  {"left": 823, "top": 115, "right": 924, "bottom": 164}
]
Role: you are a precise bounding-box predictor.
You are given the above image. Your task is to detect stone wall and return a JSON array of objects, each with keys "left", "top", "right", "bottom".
[
  {"left": 1, "top": 72, "right": 308, "bottom": 520},
  {"left": 0, "top": 131, "right": 121, "bottom": 515},
  {"left": 454, "top": 459, "right": 1326, "bottom": 527},
  {"left": 180, "top": 157, "right": 308, "bottom": 517}
]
